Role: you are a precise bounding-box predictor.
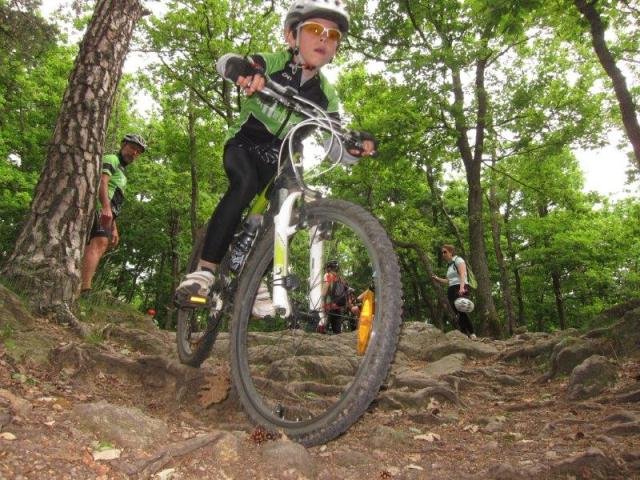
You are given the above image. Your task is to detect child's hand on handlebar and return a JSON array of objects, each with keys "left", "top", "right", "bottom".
[
  {"left": 216, "top": 54, "right": 266, "bottom": 95},
  {"left": 237, "top": 73, "right": 265, "bottom": 96}
]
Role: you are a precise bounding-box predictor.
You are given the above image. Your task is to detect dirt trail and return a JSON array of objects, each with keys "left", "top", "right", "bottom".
[{"left": 1, "top": 289, "right": 639, "bottom": 479}]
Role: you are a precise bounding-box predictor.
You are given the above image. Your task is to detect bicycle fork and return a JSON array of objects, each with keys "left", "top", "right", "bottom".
[{"left": 271, "top": 189, "right": 325, "bottom": 320}]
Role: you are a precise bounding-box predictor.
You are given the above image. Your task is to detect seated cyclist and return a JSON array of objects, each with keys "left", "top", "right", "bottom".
[{"left": 174, "top": 0, "right": 376, "bottom": 315}]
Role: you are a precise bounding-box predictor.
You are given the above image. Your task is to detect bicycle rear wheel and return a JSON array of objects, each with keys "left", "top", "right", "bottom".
[
  {"left": 230, "top": 198, "right": 402, "bottom": 446},
  {"left": 176, "top": 224, "right": 218, "bottom": 367}
]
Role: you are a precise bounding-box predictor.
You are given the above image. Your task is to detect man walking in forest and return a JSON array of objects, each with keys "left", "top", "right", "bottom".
[{"left": 80, "top": 134, "right": 147, "bottom": 295}]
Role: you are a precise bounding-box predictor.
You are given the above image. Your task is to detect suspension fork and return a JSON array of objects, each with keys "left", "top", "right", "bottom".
[
  {"left": 271, "top": 188, "right": 325, "bottom": 318},
  {"left": 309, "top": 224, "right": 326, "bottom": 323},
  {"left": 272, "top": 189, "right": 302, "bottom": 316}
]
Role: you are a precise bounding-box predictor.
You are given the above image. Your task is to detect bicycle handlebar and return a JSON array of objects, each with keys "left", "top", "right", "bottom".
[{"left": 216, "top": 54, "right": 363, "bottom": 152}]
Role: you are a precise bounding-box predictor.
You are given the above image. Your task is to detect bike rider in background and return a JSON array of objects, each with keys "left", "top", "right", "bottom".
[
  {"left": 174, "top": 0, "right": 377, "bottom": 315},
  {"left": 320, "top": 260, "right": 348, "bottom": 334},
  {"left": 80, "top": 134, "right": 147, "bottom": 295}
]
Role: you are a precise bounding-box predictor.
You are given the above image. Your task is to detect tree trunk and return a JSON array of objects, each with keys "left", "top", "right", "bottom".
[
  {"left": 1, "top": 0, "right": 148, "bottom": 310},
  {"left": 166, "top": 207, "right": 181, "bottom": 330},
  {"left": 573, "top": 0, "right": 640, "bottom": 170},
  {"left": 401, "top": 256, "right": 423, "bottom": 321},
  {"left": 449, "top": 60, "right": 501, "bottom": 337},
  {"left": 425, "top": 167, "right": 466, "bottom": 257},
  {"left": 551, "top": 271, "right": 566, "bottom": 330},
  {"left": 487, "top": 170, "right": 517, "bottom": 335},
  {"left": 188, "top": 90, "right": 199, "bottom": 245},
  {"left": 537, "top": 291, "right": 545, "bottom": 332},
  {"left": 155, "top": 251, "right": 166, "bottom": 326},
  {"left": 503, "top": 198, "right": 526, "bottom": 327}
]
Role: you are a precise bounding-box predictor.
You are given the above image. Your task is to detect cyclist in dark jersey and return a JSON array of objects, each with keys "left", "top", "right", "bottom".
[
  {"left": 175, "top": 0, "right": 377, "bottom": 315},
  {"left": 80, "top": 134, "right": 146, "bottom": 295}
]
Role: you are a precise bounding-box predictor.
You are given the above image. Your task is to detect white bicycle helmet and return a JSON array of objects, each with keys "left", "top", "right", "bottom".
[
  {"left": 454, "top": 297, "right": 475, "bottom": 313},
  {"left": 284, "top": 0, "right": 350, "bottom": 34},
  {"left": 122, "top": 133, "right": 147, "bottom": 152}
]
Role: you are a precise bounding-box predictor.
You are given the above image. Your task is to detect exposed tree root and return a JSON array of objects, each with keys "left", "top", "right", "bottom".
[
  {"left": 49, "top": 303, "right": 91, "bottom": 338},
  {"left": 48, "top": 343, "right": 209, "bottom": 404},
  {"left": 499, "top": 338, "right": 560, "bottom": 362},
  {"left": 116, "top": 431, "right": 226, "bottom": 478}
]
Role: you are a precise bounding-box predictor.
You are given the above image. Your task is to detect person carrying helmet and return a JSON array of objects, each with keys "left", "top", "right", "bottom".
[
  {"left": 174, "top": 0, "right": 377, "bottom": 314},
  {"left": 80, "top": 134, "right": 147, "bottom": 295},
  {"left": 431, "top": 244, "right": 476, "bottom": 338}
]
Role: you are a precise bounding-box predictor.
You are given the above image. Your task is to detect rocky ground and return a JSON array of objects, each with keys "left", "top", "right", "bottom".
[{"left": 1, "top": 285, "right": 639, "bottom": 480}]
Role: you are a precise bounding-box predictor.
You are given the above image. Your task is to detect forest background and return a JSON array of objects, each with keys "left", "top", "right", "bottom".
[{"left": 1, "top": 0, "right": 639, "bottom": 337}]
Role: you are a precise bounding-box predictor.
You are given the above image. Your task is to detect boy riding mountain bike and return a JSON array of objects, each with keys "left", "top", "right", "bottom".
[{"left": 174, "top": 0, "right": 377, "bottom": 312}]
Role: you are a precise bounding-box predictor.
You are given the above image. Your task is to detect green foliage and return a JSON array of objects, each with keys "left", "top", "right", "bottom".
[{"left": 3, "top": 0, "right": 639, "bottom": 334}]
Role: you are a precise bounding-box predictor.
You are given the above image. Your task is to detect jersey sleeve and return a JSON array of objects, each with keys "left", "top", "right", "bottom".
[{"left": 101, "top": 154, "right": 119, "bottom": 176}]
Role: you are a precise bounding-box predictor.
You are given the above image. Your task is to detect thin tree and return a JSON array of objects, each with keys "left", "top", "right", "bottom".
[
  {"left": 2, "top": 0, "right": 149, "bottom": 324},
  {"left": 573, "top": 0, "right": 640, "bottom": 170}
]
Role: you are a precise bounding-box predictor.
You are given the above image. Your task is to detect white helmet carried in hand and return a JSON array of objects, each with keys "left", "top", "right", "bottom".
[
  {"left": 454, "top": 297, "right": 475, "bottom": 313},
  {"left": 284, "top": 0, "right": 350, "bottom": 34}
]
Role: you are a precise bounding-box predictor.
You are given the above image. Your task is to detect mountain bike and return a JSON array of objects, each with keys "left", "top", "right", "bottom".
[{"left": 174, "top": 64, "right": 403, "bottom": 446}]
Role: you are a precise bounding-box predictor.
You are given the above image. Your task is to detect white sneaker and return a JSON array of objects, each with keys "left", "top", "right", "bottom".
[
  {"left": 470, "top": 333, "right": 477, "bottom": 340},
  {"left": 252, "top": 281, "right": 275, "bottom": 318},
  {"left": 175, "top": 270, "right": 215, "bottom": 299}
]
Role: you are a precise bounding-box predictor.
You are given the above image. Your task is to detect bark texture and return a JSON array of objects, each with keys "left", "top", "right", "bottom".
[{"left": 2, "top": 0, "right": 148, "bottom": 309}]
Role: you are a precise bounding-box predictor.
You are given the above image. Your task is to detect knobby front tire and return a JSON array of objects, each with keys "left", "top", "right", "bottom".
[{"left": 230, "top": 198, "right": 402, "bottom": 446}]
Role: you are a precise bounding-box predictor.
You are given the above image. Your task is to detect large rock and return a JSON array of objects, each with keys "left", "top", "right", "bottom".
[
  {"left": 260, "top": 439, "right": 317, "bottom": 479},
  {"left": 567, "top": 355, "right": 617, "bottom": 400},
  {"left": 549, "top": 447, "right": 624, "bottom": 479},
  {"left": 266, "top": 354, "right": 359, "bottom": 382},
  {"left": 585, "top": 304, "right": 640, "bottom": 357},
  {"left": 398, "top": 322, "right": 497, "bottom": 361},
  {"left": 391, "top": 353, "right": 467, "bottom": 388},
  {"left": 73, "top": 400, "right": 169, "bottom": 450},
  {"left": 544, "top": 336, "right": 603, "bottom": 380}
]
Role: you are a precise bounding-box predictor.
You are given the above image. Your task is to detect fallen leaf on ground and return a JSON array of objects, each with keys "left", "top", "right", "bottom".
[{"left": 198, "top": 372, "right": 230, "bottom": 408}]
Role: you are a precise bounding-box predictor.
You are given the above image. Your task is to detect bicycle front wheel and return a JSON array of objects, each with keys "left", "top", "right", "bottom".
[{"left": 230, "top": 198, "right": 402, "bottom": 446}]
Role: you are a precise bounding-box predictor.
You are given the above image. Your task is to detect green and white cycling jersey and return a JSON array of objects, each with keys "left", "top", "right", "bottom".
[
  {"left": 97, "top": 153, "right": 127, "bottom": 217},
  {"left": 225, "top": 50, "right": 341, "bottom": 145}
]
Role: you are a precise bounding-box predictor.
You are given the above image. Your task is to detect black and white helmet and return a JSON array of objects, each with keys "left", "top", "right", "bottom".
[
  {"left": 284, "top": 0, "right": 350, "bottom": 34},
  {"left": 454, "top": 297, "right": 475, "bottom": 313},
  {"left": 122, "top": 133, "right": 147, "bottom": 152}
]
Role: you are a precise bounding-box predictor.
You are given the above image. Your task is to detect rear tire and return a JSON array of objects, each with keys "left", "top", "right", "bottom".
[
  {"left": 230, "top": 199, "right": 402, "bottom": 446},
  {"left": 176, "top": 224, "right": 217, "bottom": 367}
]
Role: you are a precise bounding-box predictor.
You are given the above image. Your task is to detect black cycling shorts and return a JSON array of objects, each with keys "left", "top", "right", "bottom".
[{"left": 87, "top": 211, "right": 113, "bottom": 243}]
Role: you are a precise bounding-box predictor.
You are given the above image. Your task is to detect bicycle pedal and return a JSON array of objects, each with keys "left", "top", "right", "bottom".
[{"left": 175, "top": 294, "right": 211, "bottom": 309}]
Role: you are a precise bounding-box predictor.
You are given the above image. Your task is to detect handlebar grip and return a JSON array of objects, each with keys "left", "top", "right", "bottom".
[{"left": 216, "top": 54, "right": 264, "bottom": 82}]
